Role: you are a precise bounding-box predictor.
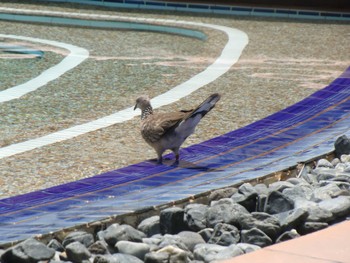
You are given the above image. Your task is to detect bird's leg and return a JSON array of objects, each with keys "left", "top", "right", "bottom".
[
  {"left": 172, "top": 148, "right": 180, "bottom": 164},
  {"left": 157, "top": 153, "right": 163, "bottom": 165}
]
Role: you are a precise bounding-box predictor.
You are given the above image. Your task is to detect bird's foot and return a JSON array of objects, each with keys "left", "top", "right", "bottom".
[
  {"left": 157, "top": 157, "right": 163, "bottom": 165},
  {"left": 175, "top": 154, "right": 180, "bottom": 163},
  {"left": 147, "top": 158, "right": 162, "bottom": 164},
  {"left": 171, "top": 159, "right": 179, "bottom": 167}
]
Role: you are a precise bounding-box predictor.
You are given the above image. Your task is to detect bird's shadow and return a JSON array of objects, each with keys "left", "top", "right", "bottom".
[{"left": 147, "top": 158, "right": 223, "bottom": 172}]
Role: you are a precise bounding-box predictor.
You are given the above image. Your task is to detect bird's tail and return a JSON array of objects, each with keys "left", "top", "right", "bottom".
[
  {"left": 185, "top": 93, "right": 221, "bottom": 121},
  {"left": 176, "top": 93, "right": 221, "bottom": 139}
]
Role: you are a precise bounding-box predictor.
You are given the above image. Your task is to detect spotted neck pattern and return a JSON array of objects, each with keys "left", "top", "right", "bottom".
[{"left": 141, "top": 106, "right": 153, "bottom": 120}]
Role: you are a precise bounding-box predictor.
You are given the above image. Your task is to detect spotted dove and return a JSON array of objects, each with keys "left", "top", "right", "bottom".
[{"left": 134, "top": 93, "right": 221, "bottom": 164}]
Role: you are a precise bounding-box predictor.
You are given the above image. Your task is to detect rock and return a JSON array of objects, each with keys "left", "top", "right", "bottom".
[
  {"left": 319, "top": 196, "right": 350, "bottom": 218},
  {"left": 294, "top": 199, "right": 334, "bottom": 223},
  {"left": 160, "top": 207, "right": 187, "bottom": 235},
  {"left": 208, "top": 187, "right": 237, "bottom": 201},
  {"left": 240, "top": 212, "right": 281, "bottom": 240},
  {"left": 1, "top": 238, "right": 55, "bottom": 263},
  {"left": 115, "top": 241, "right": 150, "bottom": 260},
  {"left": 193, "top": 243, "right": 226, "bottom": 263},
  {"left": 283, "top": 184, "right": 312, "bottom": 201},
  {"left": 310, "top": 185, "right": 334, "bottom": 202},
  {"left": 231, "top": 192, "right": 258, "bottom": 212},
  {"left": 331, "top": 158, "right": 341, "bottom": 167},
  {"left": 344, "top": 165, "right": 350, "bottom": 173},
  {"left": 236, "top": 243, "right": 261, "bottom": 253},
  {"left": 334, "top": 135, "right": 350, "bottom": 157},
  {"left": 206, "top": 198, "right": 249, "bottom": 227},
  {"left": 178, "top": 231, "right": 205, "bottom": 251},
  {"left": 276, "top": 230, "right": 300, "bottom": 243},
  {"left": 62, "top": 231, "right": 94, "bottom": 248},
  {"left": 209, "top": 197, "right": 234, "bottom": 206},
  {"left": 211, "top": 244, "right": 244, "bottom": 261},
  {"left": 208, "top": 223, "right": 240, "bottom": 246},
  {"left": 157, "top": 234, "right": 189, "bottom": 252},
  {"left": 340, "top": 154, "right": 350, "bottom": 163},
  {"left": 142, "top": 237, "right": 161, "bottom": 251},
  {"left": 256, "top": 194, "right": 268, "bottom": 212},
  {"left": 238, "top": 183, "right": 257, "bottom": 196},
  {"left": 314, "top": 169, "right": 337, "bottom": 182},
  {"left": 331, "top": 175, "right": 350, "bottom": 184},
  {"left": 57, "top": 251, "right": 69, "bottom": 262},
  {"left": 103, "top": 224, "right": 146, "bottom": 247},
  {"left": 94, "top": 254, "right": 143, "bottom": 263},
  {"left": 286, "top": 177, "right": 309, "bottom": 186},
  {"left": 65, "top": 241, "right": 91, "bottom": 263},
  {"left": 184, "top": 203, "right": 208, "bottom": 231},
  {"left": 253, "top": 183, "right": 269, "bottom": 195},
  {"left": 198, "top": 243, "right": 259, "bottom": 262},
  {"left": 230, "top": 192, "right": 245, "bottom": 203},
  {"left": 198, "top": 228, "right": 214, "bottom": 242},
  {"left": 275, "top": 208, "right": 309, "bottom": 231},
  {"left": 269, "top": 181, "right": 295, "bottom": 192},
  {"left": 293, "top": 198, "right": 315, "bottom": 208},
  {"left": 319, "top": 181, "right": 350, "bottom": 196},
  {"left": 264, "top": 191, "right": 294, "bottom": 214},
  {"left": 308, "top": 206, "right": 334, "bottom": 223},
  {"left": 301, "top": 173, "right": 318, "bottom": 185},
  {"left": 48, "top": 239, "right": 64, "bottom": 252},
  {"left": 254, "top": 185, "right": 269, "bottom": 212},
  {"left": 137, "top": 216, "right": 160, "bottom": 237},
  {"left": 335, "top": 162, "right": 347, "bottom": 172},
  {"left": 298, "top": 222, "right": 328, "bottom": 235},
  {"left": 144, "top": 251, "right": 169, "bottom": 263},
  {"left": 151, "top": 245, "right": 191, "bottom": 263},
  {"left": 320, "top": 179, "right": 350, "bottom": 189},
  {"left": 88, "top": 240, "right": 109, "bottom": 255},
  {"left": 241, "top": 228, "right": 273, "bottom": 247},
  {"left": 50, "top": 260, "right": 72, "bottom": 263},
  {"left": 316, "top": 159, "right": 334, "bottom": 168}
]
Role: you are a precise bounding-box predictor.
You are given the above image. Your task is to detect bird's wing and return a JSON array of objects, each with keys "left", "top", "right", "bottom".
[{"left": 141, "top": 110, "right": 192, "bottom": 143}]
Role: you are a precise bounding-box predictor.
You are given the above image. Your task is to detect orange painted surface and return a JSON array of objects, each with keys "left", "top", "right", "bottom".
[{"left": 221, "top": 220, "right": 350, "bottom": 263}]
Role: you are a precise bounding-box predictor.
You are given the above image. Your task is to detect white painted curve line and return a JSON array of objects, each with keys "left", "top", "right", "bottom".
[
  {"left": 0, "top": 34, "right": 89, "bottom": 103},
  {"left": 0, "top": 12, "right": 248, "bottom": 159}
]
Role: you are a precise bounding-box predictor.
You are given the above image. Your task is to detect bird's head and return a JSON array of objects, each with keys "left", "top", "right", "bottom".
[{"left": 134, "top": 95, "right": 151, "bottom": 111}]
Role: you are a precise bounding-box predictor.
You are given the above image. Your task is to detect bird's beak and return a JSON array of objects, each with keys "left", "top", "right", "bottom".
[{"left": 134, "top": 103, "right": 138, "bottom": 111}]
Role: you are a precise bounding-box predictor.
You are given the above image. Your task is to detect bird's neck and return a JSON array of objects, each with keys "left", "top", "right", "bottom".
[{"left": 141, "top": 106, "right": 153, "bottom": 120}]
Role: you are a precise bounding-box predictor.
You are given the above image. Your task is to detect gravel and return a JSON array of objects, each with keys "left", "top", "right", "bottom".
[{"left": 0, "top": 2, "right": 349, "bottom": 198}]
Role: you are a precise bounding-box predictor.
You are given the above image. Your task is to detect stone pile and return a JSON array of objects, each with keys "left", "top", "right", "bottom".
[{"left": 1, "top": 153, "right": 350, "bottom": 263}]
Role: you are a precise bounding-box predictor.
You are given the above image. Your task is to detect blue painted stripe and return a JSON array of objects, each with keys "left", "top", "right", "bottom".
[
  {"left": 166, "top": 2, "right": 187, "bottom": 8},
  {"left": 253, "top": 8, "right": 275, "bottom": 13},
  {"left": 0, "top": 44, "right": 44, "bottom": 58},
  {"left": 299, "top": 10, "right": 320, "bottom": 16},
  {"left": 276, "top": 9, "right": 298, "bottom": 15},
  {"left": 188, "top": 4, "right": 209, "bottom": 9},
  {"left": 31, "top": 0, "right": 350, "bottom": 21},
  {"left": 146, "top": 1, "right": 166, "bottom": 6},
  {"left": 320, "top": 12, "right": 342, "bottom": 17},
  {"left": 211, "top": 5, "right": 231, "bottom": 11},
  {"left": 0, "top": 13, "right": 207, "bottom": 41},
  {"left": 232, "top": 7, "right": 252, "bottom": 12},
  {"left": 125, "top": 0, "right": 144, "bottom": 4}
]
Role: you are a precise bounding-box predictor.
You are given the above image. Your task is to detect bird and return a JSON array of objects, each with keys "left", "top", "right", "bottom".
[{"left": 134, "top": 93, "right": 221, "bottom": 164}]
